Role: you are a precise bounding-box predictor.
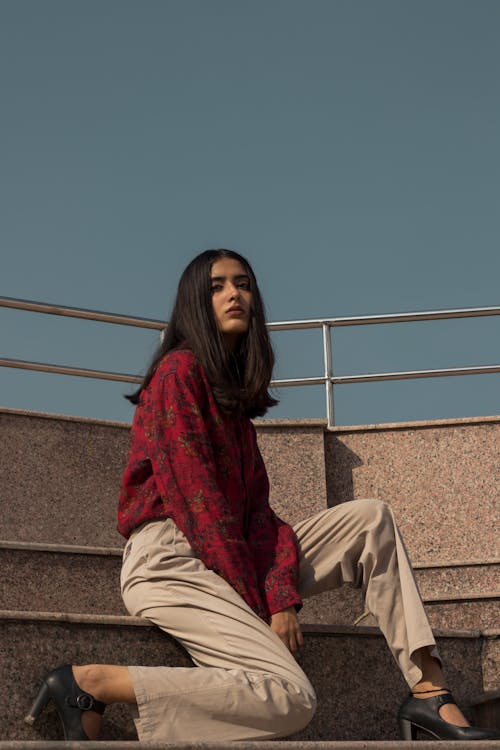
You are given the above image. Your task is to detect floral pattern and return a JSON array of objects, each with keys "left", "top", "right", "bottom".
[{"left": 118, "top": 349, "right": 302, "bottom": 622}]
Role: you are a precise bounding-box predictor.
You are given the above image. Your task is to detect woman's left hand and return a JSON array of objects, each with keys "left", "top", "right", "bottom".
[{"left": 270, "top": 606, "right": 303, "bottom": 654}]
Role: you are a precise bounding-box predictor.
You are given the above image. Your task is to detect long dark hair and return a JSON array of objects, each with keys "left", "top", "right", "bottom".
[{"left": 126, "top": 249, "right": 278, "bottom": 418}]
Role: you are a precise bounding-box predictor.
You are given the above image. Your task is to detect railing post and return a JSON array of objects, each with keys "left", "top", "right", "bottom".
[{"left": 322, "top": 322, "right": 334, "bottom": 428}]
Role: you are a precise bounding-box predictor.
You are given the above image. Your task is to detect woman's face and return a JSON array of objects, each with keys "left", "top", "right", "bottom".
[{"left": 210, "top": 257, "right": 252, "bottom": 349}]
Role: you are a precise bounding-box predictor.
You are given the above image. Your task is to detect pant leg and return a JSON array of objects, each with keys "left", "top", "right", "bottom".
[
  {"left": 120, "top": 518, "right": 316, "bottom": 742},
  {"left": 293, "top": 499, "right": 439, "bottom": 688}
]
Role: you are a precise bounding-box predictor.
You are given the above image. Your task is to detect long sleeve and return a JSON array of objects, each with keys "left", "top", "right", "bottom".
[
  {"left": 246, "top": 426, "right": 303, "bottom": 616},
  {"left": 142, "top": 354, "right": 269, "bottom": 621}
]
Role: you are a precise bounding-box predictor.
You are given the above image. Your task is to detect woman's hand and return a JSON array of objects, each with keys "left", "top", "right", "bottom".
[{"left": 270, "top": 606, "right": 303, "bottom": 654}]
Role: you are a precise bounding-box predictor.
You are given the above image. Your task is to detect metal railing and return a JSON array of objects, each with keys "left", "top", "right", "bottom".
[{"left": 1, "top": 295, "right": 500, "bottom": 428}]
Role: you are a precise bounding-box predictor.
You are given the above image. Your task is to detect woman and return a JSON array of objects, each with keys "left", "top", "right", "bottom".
[{"left": 26, "top": 249, "right": 499, "bottom": 742}]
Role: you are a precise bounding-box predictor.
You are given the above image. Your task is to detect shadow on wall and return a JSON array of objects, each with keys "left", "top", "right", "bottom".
[{"left": 325, "top": 436, "right": 363, "bottom": 506}]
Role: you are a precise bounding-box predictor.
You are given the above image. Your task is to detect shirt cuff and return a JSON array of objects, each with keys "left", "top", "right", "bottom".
[{"left": 267, "top": 593, "right": 303, "bottom": 616}]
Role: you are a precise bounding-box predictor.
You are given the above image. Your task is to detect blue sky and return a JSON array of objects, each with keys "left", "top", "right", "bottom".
[{"left": 1, "top": 0, "right": 499, "bottom": 425}]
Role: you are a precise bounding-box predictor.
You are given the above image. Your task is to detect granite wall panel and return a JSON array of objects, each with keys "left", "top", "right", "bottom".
[{"left": 325, "top": 419, "right": 499, "bottom": 565}]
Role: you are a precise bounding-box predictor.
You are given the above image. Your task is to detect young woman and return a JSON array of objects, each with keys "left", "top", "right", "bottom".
[{"left": 26, "top": 250, "right": 499, "bottom": 742}]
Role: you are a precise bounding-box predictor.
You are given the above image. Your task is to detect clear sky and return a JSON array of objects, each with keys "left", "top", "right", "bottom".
[{"left": 1, "top": 0, "right": 499, "bottom": 425}]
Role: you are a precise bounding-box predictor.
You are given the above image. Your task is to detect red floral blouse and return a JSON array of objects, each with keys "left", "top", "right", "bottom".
[{"left": 117, "top": 348, "right": 302, "bottom": 622}]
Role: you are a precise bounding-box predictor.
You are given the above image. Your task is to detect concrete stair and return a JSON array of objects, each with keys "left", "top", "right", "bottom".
[{"left": 0, "top": 407, "right": 499, "bottom": 743}]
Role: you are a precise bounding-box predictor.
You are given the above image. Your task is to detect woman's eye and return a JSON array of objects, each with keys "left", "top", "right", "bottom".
[
  {"left": 237, "top": 282, "right": 250, "bottom": 290},
  {"left": 211, "top": 284, "right": 223, "bottom": 293}
]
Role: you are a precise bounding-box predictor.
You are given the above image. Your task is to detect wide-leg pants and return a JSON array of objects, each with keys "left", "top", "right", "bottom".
[{"left": 120, "top": 499, "right": 438, "bottom": 742}]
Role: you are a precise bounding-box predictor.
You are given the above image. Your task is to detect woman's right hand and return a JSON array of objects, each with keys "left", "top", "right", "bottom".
[{"left": 270, "top": 607, "right": 303, "bottom": 654}]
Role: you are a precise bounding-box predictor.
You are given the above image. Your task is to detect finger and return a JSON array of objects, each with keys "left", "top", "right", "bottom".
[
  {"left": 288, "top": 631, "right": 298, "bottom": 654},
  {"left": 290, "top": 625, "right": 303, "bottom": 653},
  {"left": 296, "top": 627, "right": 304, "bottom": 648}
]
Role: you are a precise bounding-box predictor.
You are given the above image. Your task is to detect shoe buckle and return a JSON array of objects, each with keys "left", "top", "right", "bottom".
[{"left": 75, "top": 692, "right": 95, "bottom": 711}]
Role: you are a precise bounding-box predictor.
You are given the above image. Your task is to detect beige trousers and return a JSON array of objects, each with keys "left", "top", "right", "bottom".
[{"left": 120, "top": 499, "right": 437, "bottom": 742}]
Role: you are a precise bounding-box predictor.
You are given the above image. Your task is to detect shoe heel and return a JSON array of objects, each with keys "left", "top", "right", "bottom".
[
  {"left": 24, "top": 681, "right": 51, "bottom": 725},
  {"left": 399, "top": 717, "right": 417, "bottom": 740}
]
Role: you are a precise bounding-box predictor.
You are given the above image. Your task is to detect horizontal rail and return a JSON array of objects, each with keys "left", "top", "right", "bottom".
[
  {"left": 2, "top": 358, "right": 499, "bottom": 388},
  {"left": 331, "top": 364, "right": 500, "bottom": 385},
  {"left": 269, "top": 305, "right": 500, "bottom": 330},
  {"left": 269, "top": 376, "right": 325, "bottom": 388},
  {"left": 0, "top": 358, "right": 326, "bottom": 387},
  {"left": 0, "top": 358, "right": 142, "bottom": 384},
  {"left": 2, "top": 296, "right": 500, "bottom": 331},
  {"left": 0, "top": 296, "right": 165, "bottom": 330}
]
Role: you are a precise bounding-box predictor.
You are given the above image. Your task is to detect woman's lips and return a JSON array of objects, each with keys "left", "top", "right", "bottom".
[{"left": 227, "top": 308, "right": 245, "bottom": 316}]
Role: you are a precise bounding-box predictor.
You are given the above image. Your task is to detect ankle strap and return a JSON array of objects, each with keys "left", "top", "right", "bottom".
[
  {"left": 67, "top": 691, "right": 106, "bottom": 714},
  {"left": 412, "top": 687, "right": 450, "bottom": 696}
]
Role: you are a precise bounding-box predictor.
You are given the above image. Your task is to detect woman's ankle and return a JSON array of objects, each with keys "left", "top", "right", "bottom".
[
  {"left": 72, "top": 665, "right": 108, "bottom": 703},
  {"left": 412, "top": 686, "right": 449, "bottom": 698},
  {"left": 74, "top": 664, "right": 136, "bottom": 705}
]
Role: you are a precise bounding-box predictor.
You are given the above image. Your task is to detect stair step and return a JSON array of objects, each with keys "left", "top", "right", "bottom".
[
  {"left": 2, "top": 742, "right": 500, "bottom": 749},
  {"left": 301, "top": 587, "right": 499, "bottom": 631},
  {"left": 1, "top": 611, "right": 498, "bottom": 742},
  {"left": 470, "top": 690, "right": 500, "bottom": 733},
  {"left": 0, "top": 544, "right": 126, "bottom": 616},
  {"left": 2, "top": 743, "right": 500, "bottom": 750},
  {"left": 1, "top": 543, "right": 497, "bottom": 630},
  {"left": 415, "top": 560, "right": 500, "bottom": 598}
]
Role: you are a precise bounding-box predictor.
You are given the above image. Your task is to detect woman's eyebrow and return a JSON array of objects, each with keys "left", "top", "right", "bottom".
[{"left": 210, "top": 274, "right": 250, "bottom": 282}]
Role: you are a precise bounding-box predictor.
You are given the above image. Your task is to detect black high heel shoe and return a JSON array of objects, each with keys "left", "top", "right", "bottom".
[
  {"left": 398, "top": 689, "right": 500, "bottom": 740},
  {"left": 24, "top": 664, "right": 106, "bottom": 740}
]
